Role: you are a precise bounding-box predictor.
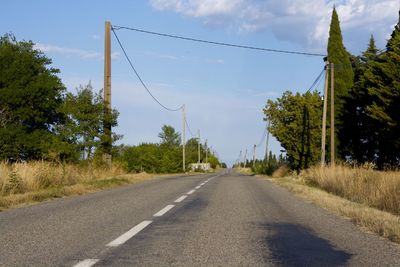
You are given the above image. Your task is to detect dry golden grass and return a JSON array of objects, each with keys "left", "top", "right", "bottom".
[
  {"left": 266, "top": 176, "right": 400, "bottom": 244},
  {"left": 235, "top": 167, "right": 253, "bottom": 175},
  {"left": 272, "top": 165, "right": 290, "bottom": 178},
  {"left": 0, "top": 161, "right": 178, "bottom": 211},
  {"left": 301, "top": 165, "right": 400, "bottom": 216}
]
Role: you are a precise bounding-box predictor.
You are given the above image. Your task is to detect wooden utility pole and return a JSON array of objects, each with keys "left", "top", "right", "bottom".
[
  {"left": 182, "top": 104, "right": 186, "bottom": 172},
  {"left": 330, "top": 63, "right": 335, "bottom": 167},
  {"left": 252, "top": 144, "right": 256, "bottom": 169},
  {"left": 244, "top": 149, "right": 248, "bottom": 167},
  {"left": 103, "top": 21, "right": 112, "bottom": 165},
  {"left": 321, "top": 61, "right": 329, "bottom": 167},
  {"left": 265, "top": 120, "right": 271, "bottom": 161},
  {"left": 197, "top": 129, "right": 201, "bottom": 164},
  {"left": 205, "top": 139, "right": 208, "bottom": 164},
  {"left": 239, "top": 150, "right": 242, "bottom": 168}
]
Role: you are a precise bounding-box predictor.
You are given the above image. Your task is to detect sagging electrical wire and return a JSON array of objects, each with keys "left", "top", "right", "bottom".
[
  {"left": 111, "top": 27, "right": 184, "bottom": 112},
  {"left": 112, "top": 25, "right": 326, "bottom": 57}
]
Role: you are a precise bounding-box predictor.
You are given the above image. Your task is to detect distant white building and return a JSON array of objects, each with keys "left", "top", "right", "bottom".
[{"left": 190, "top": 163, "right": 211, "bottom": 171}]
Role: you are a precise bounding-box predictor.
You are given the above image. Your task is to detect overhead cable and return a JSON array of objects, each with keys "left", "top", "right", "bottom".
[
  {"left": 111, "top": 27, "right": 183, "bottom": 112},
  {"left": 306, "top": 68, "right": 325, "bottom": 93},
  {"left": 184, "top": 117, "right": 196, "bottom": 137},
  {"left": 112, "top": 25, "right": 326, "bottom": 57}
]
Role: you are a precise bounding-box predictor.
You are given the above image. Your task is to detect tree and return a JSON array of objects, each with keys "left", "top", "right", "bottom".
[
  {"left": 57, "top": 83, "right": 120, "bottom": 160},
  {"left": 158, "top": 125, "right": 181, "bottom": 147},
  {"left": 362, "top": 12, "right": 400, "bottom": 168},
  {"left": 0, "top": 34, "right": 65, "bottom": 161},
  {"left": 264, "top": 91, "right": 322, "bottom": 171},
  {"left": 339, "top": 36, "right": 379, "bottom": 163},
  {"left": 327, "top": 7, "right": 355, "bottom": 157}
]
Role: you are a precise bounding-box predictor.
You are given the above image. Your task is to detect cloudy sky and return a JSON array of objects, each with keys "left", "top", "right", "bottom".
[{"left": 1, "top": 0, "right": 399, "bottom": 165}]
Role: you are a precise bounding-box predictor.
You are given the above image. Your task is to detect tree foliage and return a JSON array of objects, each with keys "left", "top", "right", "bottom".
[
  {"left": 327, "top": 7, "right": 354, "bottom": 157},
  {"left": 119, "top": 125, "right": 221, "bottom": 173},
  {"left": 264, "top": 91, "right": 322, "bottom": 171},
  {"left": 0, "top": 34, "right": 65, "bottom": 161},
  {"left": 57, "top": 83, "right": 120, "bottom": 160}
]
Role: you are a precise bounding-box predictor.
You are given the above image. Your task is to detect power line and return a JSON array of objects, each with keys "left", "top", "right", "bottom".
[
  {"left": 111, "top": 27, "right": 183, "bottom": 112},
  {"left": 306, "top": 68, "right": 325, "bottom": 93},
  {"left": 112, "top": 25, "right": 326, "bottom": 57},
  {"left": 184, "top": 117, "right": 196, "bottom": 137},
  {"left": 256, "top": 124, "right": 267, "bottom": 148}
]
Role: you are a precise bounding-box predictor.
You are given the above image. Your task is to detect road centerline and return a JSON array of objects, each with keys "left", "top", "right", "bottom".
[
  {"left": 174, "top": 195, "right": 187, "bottom": 203},
  {"left": 154, "top": 205, "right": 175, "bottom": 217},
  {"left": 106, "top": 220, "right": 152, "bottom": 247},
  {"left": 73, "top": 259, "right": 99, "bottom": 267},
  {"left": 187, "top": 189, "right": 195, "bottom": 195}
]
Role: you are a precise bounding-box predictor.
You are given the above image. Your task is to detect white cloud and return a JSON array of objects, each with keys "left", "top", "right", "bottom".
[
  {"left": 35, "top": 43, "right": 101, "bottom": 59},
  {"left": 150, "top": 0, "right": 399, "bottom": 52},
  {"left": 91, "top": 34, "right": 101, "bottom": 40},
  {"left": 34, "top": 43, "right": 121, "bottom": 60}
]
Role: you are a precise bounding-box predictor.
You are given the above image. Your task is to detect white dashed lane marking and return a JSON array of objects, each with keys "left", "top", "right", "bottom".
[
  {"left": 187, "top": 189, "right": 195, "bottom": 195},
  {"left": 107, "top": 220, "right": 153, "bottom": 247},
  {"left": 174, "top": 195, "right": 187, "bottom": 203},
  {"left": 73, "top": 259, "right": 99, "bottom": 267},
  {"left": 153, "top": 204, "right": 175, "bottom": 217}
]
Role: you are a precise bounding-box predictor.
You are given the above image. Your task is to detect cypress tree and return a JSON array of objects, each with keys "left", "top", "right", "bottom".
[
  {"left": 327, "top": 7, "right": 354, "bottom": 158},
  {"left": 364, "top": 11, "right": 400, "bottom": 168},
  {"left": 339, "top": 35, "right": 379, "bottom": 163}
]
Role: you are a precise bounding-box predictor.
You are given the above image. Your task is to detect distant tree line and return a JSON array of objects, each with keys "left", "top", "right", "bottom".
[
  {"left": 264, "top": 9, "right": 400, "bottom": 170},
  {"left": 116, "top": 125, "right": 222, "bottom": 173}
]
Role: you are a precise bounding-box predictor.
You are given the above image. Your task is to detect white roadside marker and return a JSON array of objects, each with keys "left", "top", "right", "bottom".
[
  {"left": 187, "top": 189, "right": 195, "bottom": 195},
  {"left": 154, "top": 204, "right": 175, "bottom": 217},
  {"left": 73, "top": 259, "right": 99, "bottom": 267},
  {"left": 107, "top": 220, "right": 152, "bottom": 247},
  {"left": 174, "top": 195, "right": 187, "bottom": 203}
]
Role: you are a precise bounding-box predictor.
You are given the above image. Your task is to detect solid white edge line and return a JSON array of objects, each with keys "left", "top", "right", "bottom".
[
  {"left": 106, "top": 220, "right": 152, "bottom": 247},
  {"left": 174, "top": 195, "right": 187, "bottom": 203},
  {"left": 73, "top": 259, "right": 99, "bottom": 267},
  {"left": 153, "top": 204, "right": 175, "bottom": 217},
  {"left": 195, "top": 186, "right": 201, "bottom": 189},
  {"left": 187, "top": 189, "right": 195, "bottom": 195}
]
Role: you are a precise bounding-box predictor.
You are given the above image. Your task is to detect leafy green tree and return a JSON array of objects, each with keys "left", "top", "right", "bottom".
[
  {"left": 158, "top": 125, "right": 181, "bottom": 147},
  {"left": 0, "top": 34, "right": 65, "bottom": 161},
  {"left": 327, "top": 7, "right": 355, "bottom": 157},
  {"left": 57, "top": 83, "right": 120, "bottom": 160},
  {"left": 264, "top": 91, "right": 322, "bottom": 171}
]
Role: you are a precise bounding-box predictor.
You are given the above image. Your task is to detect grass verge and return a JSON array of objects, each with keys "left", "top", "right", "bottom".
[
  {"left": 0, "top": 161, "right": 189, "bottom": 211},
  {"left": 262, "top": 175, "right": 400, "bottom": 244}
]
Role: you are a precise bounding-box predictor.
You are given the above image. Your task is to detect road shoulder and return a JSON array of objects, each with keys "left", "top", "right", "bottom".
[{"left": 258, "top": 175, "right": 400, "bottom": 245}]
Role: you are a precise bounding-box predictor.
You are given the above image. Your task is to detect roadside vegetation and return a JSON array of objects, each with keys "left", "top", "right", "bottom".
[
  {"left": 0, "top": 34, "right": 223, "bottom": 210},
  {"left": 265, "top": 166, "right": 400, "bottom": 244},
  {"left": 264, "top": 9, "right": 400, "bottom": 171},
  {"left": 302, "top": 165, "right": 400, "bottom": 216},
  {"left": 0, "top": 161, "right": 138, "bottom": 211},
  {"left": 255, "top": 9, "right": 400, "bottom": 244}
]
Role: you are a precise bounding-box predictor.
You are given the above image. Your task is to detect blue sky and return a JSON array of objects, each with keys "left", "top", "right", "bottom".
[{"left": 1, "top": 0, "right": 399, "bottom": 165}]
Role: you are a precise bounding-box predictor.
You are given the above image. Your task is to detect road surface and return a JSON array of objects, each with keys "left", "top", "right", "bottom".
[{"left": 0, "top": 170, "right": 399, "bottom": 266}]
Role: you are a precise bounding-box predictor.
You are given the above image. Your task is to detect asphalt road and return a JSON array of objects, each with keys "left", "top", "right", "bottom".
[{"left": 0, "top": 170, "right": 399, "bottom": 266}]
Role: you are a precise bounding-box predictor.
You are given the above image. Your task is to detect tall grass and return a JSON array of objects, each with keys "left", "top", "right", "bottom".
[
  {"left": 301, "top": 165, "right": 400, "bottom": 216},
  {"left": 0, "top": 161, "right": 124, "bottom": 197}
]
